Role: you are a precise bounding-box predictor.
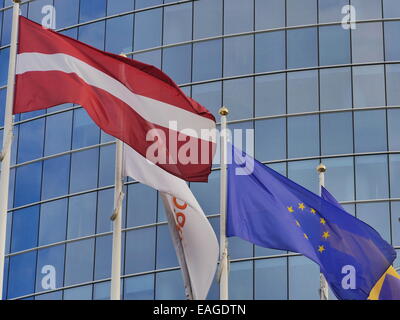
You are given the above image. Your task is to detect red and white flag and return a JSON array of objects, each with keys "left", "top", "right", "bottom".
[{"left": 14, "top": 16, "right": 216, "bottom": 182}]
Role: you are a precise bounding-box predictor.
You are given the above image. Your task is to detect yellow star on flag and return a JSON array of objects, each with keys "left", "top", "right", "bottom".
[
  {"left": 298, "top": 203, "right": 305, "bottom": 211},
  {"left": 322, "top": 231, "right": 330, "bottom": 240},
  {"left": 318, "top": 245, "right": 325, "bottom": 253},
  {"left": 304, "top": 233, "right": 309, "bottom": 240},
  {"left": 310, "top": 208, "right": 316, "bottom": 214},
  {"left": 320, "top": 218, "right": 326, "bottom": 225},
  {"left": 295, "top": 220, "right": 301, "bottom": 227},
  {"left": 287, "top": 206, "right": 294, "bottom": 213}
]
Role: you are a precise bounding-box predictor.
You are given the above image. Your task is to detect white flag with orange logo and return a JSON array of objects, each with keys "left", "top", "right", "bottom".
[{"left": 123, "top": 144, "right": 219, "bottom": 300}]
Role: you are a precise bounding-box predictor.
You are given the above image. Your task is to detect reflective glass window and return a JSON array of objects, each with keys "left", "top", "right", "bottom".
[
  {"left": 319, "top": 0, "right": 349, "bottom": 23},
  {"left": 0, "top": 89, "right": 5, "bottom": 127},
  {"left": 229, "top": 237, "right": 253, "bottom": 260},
  {"left": 383, "top": 0, "right": 400, "bottom": 18},
  {"left": 105, "top": 15, "right": 133, "bottom": 54},
  {"left": 192, "top": 39, "right": 222, "bottom": 82},
  {"left": 353, "top": 65, "right": 386, "bottom": 108},
  {"left": 288, "top": 160, "right": 320, "bottom": 195},
  {"left": 98, "top": 144, "right": 115, "bottom": 188},
  {"left": 192, "top": 82, "right": 222, "bottom": 119},
  {"left": 323, "top": 157, "right": 355, "bottom": 202},
  {"left": 190, "top": 170, "right": 219, "bottom": 215},
  {"left": 162, "top": 44, "right": 192, "bottom": 85},
  {"left": 72, "top": 108, "right": 100, "bottom": 149},
  {"left": 78, "top": 21, "right": 105, "bottom": 50},
  {"left": 255, "top": 0, "right": 285, "bottom": 30},
  {"left": 39, "top": 199, "right": 67, "bottom": 246},
  {"left": 320, "top": 67, "right": 352, "bottom": 110},
  {"left": 255, "top": 258, "right": 287, "bottom": 300},
  {"left": 134, "top": 9, "right": 162, "bottom": 51},
  {"left": 224, "top": 35, "right": 254, "bottom": 77},
  {"left": 224, "top": 0, "right": 253, "bottom": 34},
  {"left": 135, "top": 0, "right": 161, "bottom": 9},
  {"left": 15, "top": 162, "right": 42, "bottom": 207},
  {"left": 354, "top": 110, "right": 387, "bottom": 153},
  {"left": 94, "top": 235, "right": 112, "bottom": 280},
  {"left": 63, "top": 285, "right": 92, "bottom": 300},
  {"left": 124, "top": 274, "right": 155, "bottom": 300},
  {"left": 8, "top": 251, "right": 37, "bottom": 299},
  {"left": 255, "top": 74, "right": 286, "bottom": 117},
  {"left": 288, "top": 115, "right": 320, "bottom": 159},
  {"left": 35, "top": 245, "right": 65, "bottom": 293},
  {"left": 390, "top": 155, "right": 400, "bottom": 198},
  {"left": 11, "top": 206, "right": 39, "bottom": 252},
  {"left": 107, "top": 0, "right": 134, "bottom": 15},
  {"left": 289, "top": 255, "right": 319, "bottom": 300},
  {"left": 384, "top": 22, "right": 400, "bottom": 61},
  {"left": 321, "top": 112, "right": 353, "bottom": 156},
  {"left": 163, "top": 3, "right": 192, "bottom": 45},
  {"left": 35, "top": 291, "right": 62, "bottom": 300},
  {"left": 229, "top": 261, "right": 253, "bottom": 300},
  {"left": 127, "top": 183, "right": 157, "bottom": 227},
  {"left": 287, "top": 27, "right": 318, "bottom": 69},
  {"left": 69, "top": 148, "right": 99, "bottom": 193},
  {"left": 132, "top": 50, "right": 161, "bottom": 69},
  {"left": 155, "top": 270, "right": 185, "bottom": 300},
  {"left": 17, "top": 119, "right": 45, "bottom": 163},
  {"left": 44, "top": 111, "right": 73, "bottom": 156},
  {"left": 390, "top": 202, "right": 400, "bottom": 246},
  {"left": 386, "top": 64, "right": 400, "bottom": 106},
  {"left": 27, "top": 0, "right": 53, "bottom": 24},
  {"left": 64, "top": 239, "right": 95, "bottom": 286},
  {"left": 287, "top": 0, "right": 317, "bottom": 26},
  {"left": 79, "top": 0, "right": 106, "bottom": 23},
  {"left": 1, "top": 10, "right": 11, "bottom": 46},
  {"left": 193, "top": 0, "right": 222, "bottom": 39},
  {"left": 93, "top": 281, "right": 110, "bottom": 300},
  {"left": 355, "top": 155, "right": 389, "bottom": 200},
  {"left": 255, "top": 31, "right": 285, "bottom": 73},
  {"left": 97, "top": 188, "right": 119, "bottom": 233},
  {"left": 287, "top": 70, "right": 319, "bottom": 114},
  {"left": 42, "top": 155, "right": 70, "bottom": 200},
  {"left": 0, "top": 48, "right": 9, "bottom": 86},
  {"left": 67, "top": 192, "right": 96, "bottom": 239},
  {"left": 357, "top": 202, "right": 391, "bottom": 243},
  {"left": 156, "top": 224, "right": 178, "bottom": 269},
  {"left": 388, "top": 109, "right": 400, "bottom": 151},
  {"left": 352, "top": 22, "right": 383, "bottom": 63},
  {"left": 351, "top": 0, "right": 382, "bottom": 20},
  {"left": 255, "top": 119, "right": 286, "bottom": 162},
  {"left": 125, "top": 227, "right": 156, "bottom": 274},
  {"left": 319, "top": 25, "right": 351, "bottom": 66},
  {"left": 223, "top": 77, "right": 253, "bottom": 121}
]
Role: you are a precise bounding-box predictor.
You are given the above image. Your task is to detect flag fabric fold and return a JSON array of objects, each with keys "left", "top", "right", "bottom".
[
  {"left": 226, "top": 143, "right": 396, "bottom": 300},
  {"left": 14, "top": 16, "right": 216, "bottom": 182}
]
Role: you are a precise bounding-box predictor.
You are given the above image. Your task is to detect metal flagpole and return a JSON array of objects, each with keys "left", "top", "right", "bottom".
[
  {"left": 110, "top": 139, "right": 124, "bottom": 300},
  {"left": 219, "top": 106, "right": 229, "bottom": 300},
  {"left": 317, "top": 163, "right": 329, "bottom": 300},
  {"left": 0, "top": 0, "right": 20, "bottom": 300}
]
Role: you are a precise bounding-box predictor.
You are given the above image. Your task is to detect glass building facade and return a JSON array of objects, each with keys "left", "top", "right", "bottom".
[{"left": 0, "top": 0, "right": 400, "bottom": 300}]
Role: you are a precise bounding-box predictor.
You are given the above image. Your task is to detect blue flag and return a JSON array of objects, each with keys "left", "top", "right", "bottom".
[{"left": 226, "top": 144, "right": 396, "bottom": 300}]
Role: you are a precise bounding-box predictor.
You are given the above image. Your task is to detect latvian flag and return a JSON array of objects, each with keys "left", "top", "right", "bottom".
[{"left": 14, "top": 16, "right": 216, "bottom": 182}]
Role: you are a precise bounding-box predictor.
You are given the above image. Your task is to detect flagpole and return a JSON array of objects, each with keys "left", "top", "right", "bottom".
[
  {"left": 317, "top": 163, "right": 329, "bottom": 300},
  {"left": 110, "top": 139, "right": 124, "bottom": 300},
  {"left": 219, "top": 106, "right": 229, "bottom": 300},
  {"left": 0, "top": 0, "right": 20, "bottom": 300}
]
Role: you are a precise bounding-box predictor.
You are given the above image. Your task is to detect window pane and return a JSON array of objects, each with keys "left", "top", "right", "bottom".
[
  {"left": 15, "top": 162, "right": 42, "bottom": 207},
  {"left": 354, "top": 110, "right": 387, "bottom": 153},
  {"left": 69, "top": 148, "right": 99, "bottom": 193},
  {"left": 255, "top": 31, "right": 285, "bottom": 73},
  {"left": 353, "top": 65, "right": 386, "bottom": 108},
  {"left": 190, "top": 171, "right": 219, "bottom": 215},
  {"left": 105, "top": 15, "right": 133, "bottom": 54},
  {"left": 390, "top": 202, "right": 400, "bottom": 246},
  {"left": 224, "top": 35, "right": 254, "bottom": 77},
  {"left": 287, "top": 70, "right": 319, "bottom": 114},
  {"left": 124, "top": 274, "right": 154, "bottom": 300},
  {"left": 67, "top": 192, "right": 97, "bottom": 239},
  {"left": 193, "top": 0, "right": 222, "bottom": 39},
  {"left": 39, "top": 199, "right": 67, "bottom": 246},
  {"left": 78, "top": 21, "right": 105, "bottom": 50},
  {"left": 388, "top": 109, "right": 400, "bottom": 150},
  {"left": 255, "top": 74, "right": 286, "bottom": 117},
  {"left": 191, "top": 82, "right": 222, "bottom": 119},
  {"left": 321, "top": 112, "right": 353, "bottom": 155},
  {"left": 11, "top": 206, "right": 39, "bottom": 252},
  {"left": 35, "top": 291, "right": 62, "bottom": 300},
  {"left": 319, "top": 25, "right": 351, "bottom": 66},
  {"left": 162, "top": 44, "right": 192, "bottom": 85},
  {"left": 287, "top": 27, "right": 318, "bottom": 69},
  {"left": 192, "top": 39, "right": 222, "bottom": 82},
  {"left": 288, "top": 160, "right": 320, "bottom": 195},
  {"left": 156, "top": 224, "right": 178, "bottom": 269},
  {"left": 54, "top": 0, "right": 79, "bottom": 29},
  {"left": 289, "top": 255, "right": 319, "bottom": 300},
  {"left": 287, "top": 0, "right": 317, "bottom": 26},
  {"left": 72, "top": 108, "right": 100, "bottom": 149},
  {"left": 319, "top": 0, "right": 349, "bottom": 23},
  {"left": 17, "top": 119, "right": 45, "bottom": 163},
  {"left": 383, "top": 0, "right": 400, "bottom": 18},
  {"left": 99, "top": 145, "right": 115, "bottom": 188},
  {"left": 223, "top": 77, "right": 253, "bottom": 121},
  {"left": 320, "top": 67, "right": 352, "bottom": 110},
  {"left": 0, "top": 89, "right": 5, "bottom": 127},
  {"left": 125, "top": 227, "right": 156, "bottom": 274},
  {"left": 255, "top": 119, "right": 286, "bottom": 162},
  {"left": 94, "top": 235, "right": 112, "bottom": 280},
  {"left": 35, "top": 245, "right": 65, "bottom": 293},
  {"left": 255, "top": 258, "right": 287, "bottom": 300},
  {"left": 93, "top": 281, "right": 110, "bottom": 300},
  {"left": 27, "top": 0, "right": 53, "bottom": 24},
  {"left": 288, "top": 115, "right": 320, "bottom": 159},
  {"left": 134, "top": 9, "right": 162, "bottom": 51},
  {"left": 126, "top": 183, "right": 157, "bottom": 227},
  {"left": 390, "top": 155, "right": 400, "bottom": 198},
  {"left": 351, "top": 0, "right": 382, "bottom": 20},
  {"left": 352, "top": 22, "right": 383, "bottom": 63},
  {"left": 64, "top": 285, "right": 92, "bottom": 300},
  {"left": 42, "top": 155, "right": 70, "bottom": 200},
  {"left": 386, "top": 64, "right": 400, "bottom": 106},
  {"left": 355, "top": 155, "right": 389, "bottom": 200},
  {"left": 107, "top": 0, "right": 134, "bottom": 15},
  {"left": 0, "top": 48, "right": 9, "bottom": 86},
  {"left": 8, "top": 252, "right": 37, "bottom": 299},
  {"left": 324, "top": 157, "right": 355, "bottom": 202},
  {"left": 255, "top": 0, "right": 285, "bottom": 30},
  {"left": 96, "top": 188, "right": 116, "bottom": 233},
  {"left": 357, "top": 202, "right": 390, "bottom": 243},
  {"left": 229, "top": 237, "right": 253, "bottom": 260},
  {"left": 163, "top": 3, "right": 192, "bottom": 45},
  {"left": 79, "top": 0, "right": 106, "bottom": 23},
  {"left": 155, "top": 270, "right": 185, "bottom": 300},
  {"left": 135, "top": 0, "right": 161, "bottom": 9},
  {"left": 384, "top": 22, "right": 400, "bottom": 61},
  {"left": 229, "top": 261, "right": 253, "bottom": 300},
  {"left": 64, "top": 239, "right": 94, "bottom": 286},
  {"left": 44, "top": 111, "right": 73, "bottom": 156},
  {"left": 224, "top": 0, "right": 253, "bottom": 34},
  {"left": 132, "top": 50, "right": 161, "bottom": 69}
]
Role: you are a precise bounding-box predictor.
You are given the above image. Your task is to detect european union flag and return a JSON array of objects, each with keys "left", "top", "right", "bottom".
[{"left": 227, "top": 144, "right": 396, "bottom": 300}]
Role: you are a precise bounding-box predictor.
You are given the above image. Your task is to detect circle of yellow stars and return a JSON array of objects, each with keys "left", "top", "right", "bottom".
[{"left": 287, "top": 203, "right": 330, "bottom": 254}]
